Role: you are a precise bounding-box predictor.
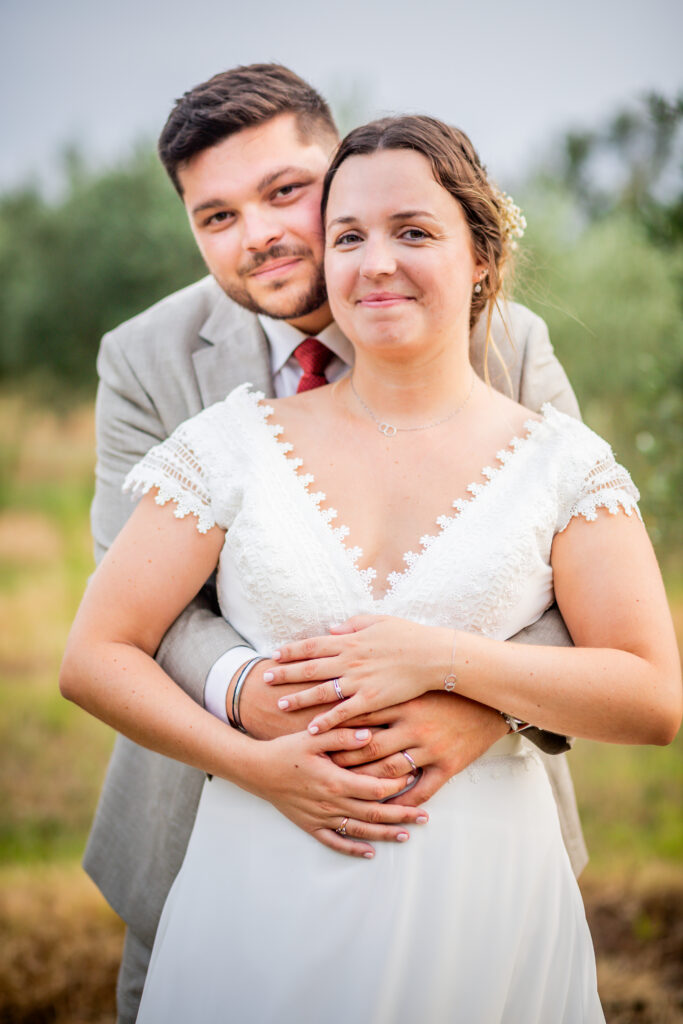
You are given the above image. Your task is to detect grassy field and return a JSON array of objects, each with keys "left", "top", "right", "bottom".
[{"left": 0, "top": 393, "right": 681, "bottom": 1023}]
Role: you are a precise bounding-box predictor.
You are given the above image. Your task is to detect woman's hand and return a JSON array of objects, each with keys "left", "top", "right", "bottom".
[
  {"left": 235, "top": 726, "right": 429, "bottom": 858},
  {"left": 263, "top": 615, "right": 451, "bottom": 734}
]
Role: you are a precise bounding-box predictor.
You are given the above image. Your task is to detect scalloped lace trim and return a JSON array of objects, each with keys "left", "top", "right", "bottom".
[
  {"left": 123, "top": 435, "right": 216, "bottom": 534},
  {"left": 244, "top": 387, "right": 552, "bottom": 601}
]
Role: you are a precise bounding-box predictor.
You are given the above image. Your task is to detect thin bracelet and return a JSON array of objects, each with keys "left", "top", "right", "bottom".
[
  {"left": 444, "top": 629, "right": 458, "bottom": 692},
  {"left": 231, "top": 656, "right": 266, "bottom": 734}
]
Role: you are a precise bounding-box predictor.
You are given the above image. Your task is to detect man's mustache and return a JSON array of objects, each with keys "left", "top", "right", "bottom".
[{"left": 240, "top": 244, "right": 313, "bottom": 278}]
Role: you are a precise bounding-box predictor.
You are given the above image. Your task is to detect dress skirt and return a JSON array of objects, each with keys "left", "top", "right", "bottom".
[{"left": 137, "top": 735, "right": 604, "bottom": 1023}]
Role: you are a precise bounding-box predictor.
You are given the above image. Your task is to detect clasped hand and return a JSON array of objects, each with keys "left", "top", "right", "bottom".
[{"left": 265, "top": 614, "right": 449, "bottom": 732}]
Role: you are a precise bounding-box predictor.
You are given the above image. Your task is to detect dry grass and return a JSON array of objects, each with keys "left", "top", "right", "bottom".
[{"left": 0, "top": 865, "right": 122, "bottom": 1023}]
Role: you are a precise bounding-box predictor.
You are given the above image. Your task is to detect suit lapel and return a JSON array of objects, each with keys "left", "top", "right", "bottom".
[{"left": 192, "top": 289, "right": 275, "bottom": 407}]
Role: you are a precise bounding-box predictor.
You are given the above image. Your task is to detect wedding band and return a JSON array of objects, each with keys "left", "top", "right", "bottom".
[
  {"left": 332, "top": 678, "right": 345, "bottom": 701},
  {"left": 401, "top": 750, "right": 417, "bottom": 772},
  {"left": 336, "top": 817, "right": 349, "bottom": 836}
]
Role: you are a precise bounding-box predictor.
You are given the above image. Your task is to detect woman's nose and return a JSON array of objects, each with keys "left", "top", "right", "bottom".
[{"left": 360, "top": 237, "right": 397, "bottom": 278}]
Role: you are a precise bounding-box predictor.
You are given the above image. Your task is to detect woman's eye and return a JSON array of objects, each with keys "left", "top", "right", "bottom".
[
  {"left": 335, "top": 231, "right": 363, "bottom": 246},
  {"left": 401, "top": 228, "right": 429, "bottom": 241}
]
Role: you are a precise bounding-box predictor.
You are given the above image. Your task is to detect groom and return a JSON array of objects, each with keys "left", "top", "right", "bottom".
[{"left": 84, "top": 63, "right": 587, "bottom": 1022}]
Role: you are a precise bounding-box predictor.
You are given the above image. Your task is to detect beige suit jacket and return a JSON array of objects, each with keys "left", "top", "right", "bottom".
[{"left": 84, "top": 275, "right": 588, "bottom": 948}]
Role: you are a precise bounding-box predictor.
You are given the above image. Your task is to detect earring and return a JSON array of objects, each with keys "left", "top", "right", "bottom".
[{"left": 473, "top": 282, "right": 482, "bottom": 295}]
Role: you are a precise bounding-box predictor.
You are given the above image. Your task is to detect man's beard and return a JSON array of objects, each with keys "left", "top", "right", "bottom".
[{"left": 218, "top": 244, "right": 328, "bottom": 320}]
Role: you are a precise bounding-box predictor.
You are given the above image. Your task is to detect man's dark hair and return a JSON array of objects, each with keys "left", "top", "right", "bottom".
[{"left": 158, "top": 63, "right": 338, "bottom": 194}]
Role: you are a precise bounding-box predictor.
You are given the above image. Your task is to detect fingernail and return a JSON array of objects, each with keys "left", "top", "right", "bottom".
[
  {"left": 355, "top": 729, "right": 370, "bottom": 740},
  {"left": 416, "top": 815, "right": 428, "bottom": 824},
  {"left": 263, "top": 671, "right": 274, "bottom": 682},
  {"left": 308, "top": 724, "right": 319, "bottom": 735},
  {"left": 363, "top": 851, "right": 374, "bottom": 859},
  {"left": 278, "top": 698, "right": 289, "bottom": 710},
  {"left": 397, "top": 832, "right": 409, "bottom": 842},
  {"left": 406, "top": 774, "right": 415, "bottom": 784},
  {"left": 271, "top": 651, "right": 281, "bottom": 660}
]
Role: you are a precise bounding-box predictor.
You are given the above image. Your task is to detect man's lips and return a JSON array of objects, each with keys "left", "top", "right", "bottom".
[
  {"left": 357, "top": 292, "right": 414, "bottom": 307},
  {"left": 248, "top": 257, "right": 302, "bottom": 280}
]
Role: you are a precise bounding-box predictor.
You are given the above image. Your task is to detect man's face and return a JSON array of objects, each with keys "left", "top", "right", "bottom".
[{"left": 179, "top": 114, "right": 337, "bottom": 332}]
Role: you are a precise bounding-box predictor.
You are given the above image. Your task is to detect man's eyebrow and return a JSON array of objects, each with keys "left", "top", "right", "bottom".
[
  {"left": 256, "top": 166, "right": 314, "bottom": 192},
  {"left": 191, "top": 198, "right": 230, "bottom": 216}
]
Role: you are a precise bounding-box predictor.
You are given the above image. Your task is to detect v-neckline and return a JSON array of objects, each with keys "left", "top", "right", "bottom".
[{"left": 238, "top": 385, "right": 551, "bottom": 604}]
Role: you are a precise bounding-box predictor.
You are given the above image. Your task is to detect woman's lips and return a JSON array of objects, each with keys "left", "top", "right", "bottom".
[
  {"left": 357, "top": 293, "right": 414, "bottom": 307},
  {"left": 249, "top": 257, "right": 302, "bottom": 280}
]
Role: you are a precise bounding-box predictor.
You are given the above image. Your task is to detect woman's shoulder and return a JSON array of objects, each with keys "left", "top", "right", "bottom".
[{"left": 531, "top": 405, "right": 641, "bottom": 529}]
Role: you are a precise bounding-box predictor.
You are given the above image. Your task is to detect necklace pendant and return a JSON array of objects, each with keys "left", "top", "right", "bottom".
[{"left": 379, "top": 423, "right": 397, "bottom": 438}]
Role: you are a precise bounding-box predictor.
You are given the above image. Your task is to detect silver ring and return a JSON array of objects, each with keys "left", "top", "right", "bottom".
[
  {"left": 401, "top": 750, "right": 417, "bottom": 772},
  {"left": 332, "top": 678, "right": 344, "bottom": 701},
  {"left": 335, "top": 817, "right": 349, "bottom": 836}
]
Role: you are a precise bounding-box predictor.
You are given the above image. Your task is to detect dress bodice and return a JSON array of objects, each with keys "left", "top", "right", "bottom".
[{"left": 124, "top": 384, "right": 640, "bottom": 655}]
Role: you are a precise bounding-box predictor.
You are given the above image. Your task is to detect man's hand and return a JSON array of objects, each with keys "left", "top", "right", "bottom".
[
  {"left": 332, "top": 693, "right": 509, "bottom": 805},
  {"left": 231, "top": 658, "right": 336, "bottom": 740}
]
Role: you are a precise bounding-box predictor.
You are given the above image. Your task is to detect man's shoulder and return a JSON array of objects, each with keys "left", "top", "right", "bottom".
[
  {"left": 100, "top": 275, "right": 256, "bottom": 358},
  {"left": 492, "top": 299, "right": 548, "bottom": 346}
]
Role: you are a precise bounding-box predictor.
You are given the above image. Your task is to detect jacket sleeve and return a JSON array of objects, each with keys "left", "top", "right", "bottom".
[{"left": 91, "top": 329, "right": 247, "bottom": 707}]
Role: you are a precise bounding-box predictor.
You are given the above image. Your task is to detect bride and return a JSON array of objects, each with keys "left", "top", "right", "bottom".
[{"left": 61, "top": 115, "right": 681, "bottom": 1022}]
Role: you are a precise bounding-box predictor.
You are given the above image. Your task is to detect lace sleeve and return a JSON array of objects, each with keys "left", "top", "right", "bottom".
[
  {"left": 123, "top": 423, "right": 217, "bottom": 534},
  {"left": 558, "top": 444, "right": 641, "bottom": 534}
]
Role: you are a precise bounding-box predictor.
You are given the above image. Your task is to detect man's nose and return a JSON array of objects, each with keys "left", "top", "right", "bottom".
[
  {"left": 242, "top": 208, "right": 284, "bottom": 252},
  {"left": 360, "top": 236, "right": 397, "bottom": 278}
]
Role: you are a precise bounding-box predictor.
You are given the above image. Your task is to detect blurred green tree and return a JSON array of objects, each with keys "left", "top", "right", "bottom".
[{"left": 0, "top": 146, "right": 204, "bottom": 392}]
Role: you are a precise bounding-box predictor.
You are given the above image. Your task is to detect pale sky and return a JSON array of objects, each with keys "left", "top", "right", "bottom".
[{"left": 2, "top": 0, "right": 681, "bottom": 193}]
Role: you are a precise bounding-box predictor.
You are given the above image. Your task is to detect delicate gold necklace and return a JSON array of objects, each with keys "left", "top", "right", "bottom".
[{"left": 350, "top": 374, "right": 475, "bottom": 438}]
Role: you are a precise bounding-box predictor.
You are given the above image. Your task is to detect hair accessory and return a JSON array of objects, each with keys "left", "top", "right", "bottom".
[
  {"left": 491, "top": 186, "right": 527, "bottom": 249},
  {"left": 231, "top": 656, "right": 267, "bottom": 733},
  {"left": 444, "top": 630, "right": 458, "bottom": 692},
  {"left": 351, "top": 373, "right": 474, "bottom": 439}
]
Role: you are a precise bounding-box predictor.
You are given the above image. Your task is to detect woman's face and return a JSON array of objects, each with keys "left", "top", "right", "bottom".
[{"left": 324, "top": 149, "right": 485, "bottom": 357}]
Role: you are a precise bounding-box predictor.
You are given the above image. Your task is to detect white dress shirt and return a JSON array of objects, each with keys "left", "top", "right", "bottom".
[{"left": 204, "top": 316, "right": 353, "bottom": 723}]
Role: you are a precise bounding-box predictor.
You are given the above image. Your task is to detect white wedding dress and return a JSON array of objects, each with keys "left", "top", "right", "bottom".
[{"left": 129, "top": 384, "right": 639, "bottom": 1023}]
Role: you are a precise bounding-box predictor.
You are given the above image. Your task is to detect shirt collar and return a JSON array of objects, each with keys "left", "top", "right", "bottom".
[{"left": 257, "top": 314, "right": 354, "bottom": 375}]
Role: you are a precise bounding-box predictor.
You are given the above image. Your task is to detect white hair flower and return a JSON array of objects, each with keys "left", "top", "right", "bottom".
[{"left": 491, "top": 187, "right": 527, "bottom": 250}]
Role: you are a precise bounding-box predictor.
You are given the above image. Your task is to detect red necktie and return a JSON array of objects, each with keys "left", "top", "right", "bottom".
[{"left": 294, "top": 338, "right": 334, "bottom": 393}]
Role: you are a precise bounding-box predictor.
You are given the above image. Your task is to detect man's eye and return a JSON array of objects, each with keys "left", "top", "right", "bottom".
[
  {"left": 274, "top": 184, "right": 302, "bottom": 199},
  {"left": 205, "top": 211, "right": 232, "bottom": 227}
]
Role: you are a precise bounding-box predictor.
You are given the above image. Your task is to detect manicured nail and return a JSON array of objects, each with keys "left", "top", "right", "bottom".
[
  {"left": 397, "top": 832, "right": 409, "bottom": 842},
  {"left": 405, "top": 774, "right": 415, "bottom": 785},
  {"left": 416, "top": 815, "right": 428, "bottom": 824},
  {"left": 278, "top": 698, "right": 289, "bottom": 710},
  {"left": 308, "top": 724, "right": 319, "bottom": 735},
  {"left": 271, "top": 651, "right": 281, "bottom": 660},
  {"left": 355, "top": 729, "right": 370, "bottom": 740},
  {"left": 363, "top": 851, "right": 374, "bottom": 859},
  {"left": 263, "top": 671, "right": 274, "bottom": 682}
]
